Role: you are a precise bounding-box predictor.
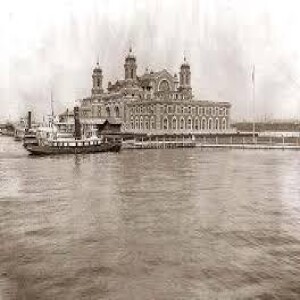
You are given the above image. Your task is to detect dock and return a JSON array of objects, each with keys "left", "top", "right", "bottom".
[
  {"left": 196, "top": 143, "right": 300, "bottom": 150},
  {"left": 123, "top": 139, "right": 196, "bottom": 149},
  {"left": 121, "top": 132, "right": 300, "bottom": 150}
]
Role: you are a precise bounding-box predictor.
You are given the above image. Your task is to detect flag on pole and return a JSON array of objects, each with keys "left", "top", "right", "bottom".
[{"left": 252, "top": 65, "right": 255, "bottom": 84}]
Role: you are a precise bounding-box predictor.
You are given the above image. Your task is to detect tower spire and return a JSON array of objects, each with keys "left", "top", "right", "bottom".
[
  {"left": 179, "top": 53, "right": 192, "bottom": 94},
  {"left": 92, "top": 57, "right": 103, "bottom": 95},
  {"left": 124, "top": 45, "right": 137, "bottom": 80}
]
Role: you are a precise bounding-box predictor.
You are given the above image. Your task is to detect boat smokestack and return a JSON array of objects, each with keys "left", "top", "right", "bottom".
[
  {"left": 27, "top": 111, "right": 32, "bottom": 130},
  {"left": 74, "top": 106, "right": 81, "bottom": 140}
]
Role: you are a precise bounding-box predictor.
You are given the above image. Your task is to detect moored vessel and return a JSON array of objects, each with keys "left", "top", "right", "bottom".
[
  {"left": 23, "top": 107, "right": 122, "bottom": 155},
  {"left": 23, "top": 135, "right": 121, "bottom": 155}
]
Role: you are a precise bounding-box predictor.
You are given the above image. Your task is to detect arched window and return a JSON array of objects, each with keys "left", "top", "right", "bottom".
[
  {"left": 180, "top": 74, "right": 184, "bottom": 84},
  {"left": 115, "top": 106, "right": 120, "bottom": 118},
  {"left": 131, "top": 117, "right": 134, "bottom": 129},
  {"left": 194, "top": 117, "right": 199, "bottom": 130},
  {"left": 145, "top": 117, "right": 149, "bottom": 130},
  {"left": 106, "top": 107, "right": 111, "bottom": 117},
  {"left": 135, "top": 116, "right": 139, "bottom": 129},
  {"left": 201, "top": 117, "right": 206, "bottom": 130},
  {"left": 150, "top": 116, "right": 155, "bottom": 130},
  {"left": 131, "top": 69, "right": 134, "bottom": 79},
  {"left": 172, "top": 117, "right": 177, "bottom": 130},
  {"left": 208, "top": 118, "right": 213, "bottom": 130},
  {"left": 97, "top": 78, "right": 100, "bottom": 87},
  {"left": 222, "top": 118, "right": 227, "bottom": 130},
  {"left": 158, "top": 80, "right": 170, "bottom": 92},
  {"left": 180, "top": 117, "right": 185, "bottom": 130},
  {"left": 140, "top": 116, "right": 143, "bottom": 130},
  {"left": 163, "top": 117, "right": 168, "bottom": 130},
  {"left": 215, "top": 118, "right": 219, "bottom": 130},
  {"left": 187, "top": 117, "right": 192, "bottom": 130}
]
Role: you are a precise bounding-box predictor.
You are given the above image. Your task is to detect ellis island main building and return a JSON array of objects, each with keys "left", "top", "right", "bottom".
[{"left": 76, "top": 48, "right": 231, "bottom": 135}]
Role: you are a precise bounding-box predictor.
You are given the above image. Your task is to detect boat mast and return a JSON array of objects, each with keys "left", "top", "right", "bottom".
[
  {"left": 252, "top": 65, "right": 256, "bottom": 143},
  {"left": 50, "top": 89, "right": 54, "bottom": 128}
]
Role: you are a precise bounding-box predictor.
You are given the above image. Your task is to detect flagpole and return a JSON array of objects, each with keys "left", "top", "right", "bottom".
[{"left": 252, "top": 65, "right": 256, "bottom": 143}]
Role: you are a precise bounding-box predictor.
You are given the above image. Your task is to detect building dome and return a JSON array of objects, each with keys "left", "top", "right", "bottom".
[
  {"left": 125, "top": 47, "right": 136, "bottom": 61},
  {"left": 93, "top": 62, "right": 102, "bottom": 73},
  {"left": 181, "top": 56, "right": 190, "bottom": 68}
]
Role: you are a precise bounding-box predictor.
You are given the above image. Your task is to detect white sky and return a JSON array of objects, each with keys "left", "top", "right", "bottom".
[{"left": 1, "top": 0, "right": 300, "bottom": 121}]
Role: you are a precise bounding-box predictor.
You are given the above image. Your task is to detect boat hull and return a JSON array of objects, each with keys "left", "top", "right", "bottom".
[{"left": 24, "top": 142, "right": 121, "bottom": 155}]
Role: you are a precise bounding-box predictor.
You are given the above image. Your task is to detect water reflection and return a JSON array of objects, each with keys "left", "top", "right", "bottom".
[{"left": 0, "top": 136, "right": 300, "bottom": 299}]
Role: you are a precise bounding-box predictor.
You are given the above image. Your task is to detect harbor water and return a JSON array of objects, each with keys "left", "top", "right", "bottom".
[{"left": 0, "top": 136, "right": 300, "bottom": 299}]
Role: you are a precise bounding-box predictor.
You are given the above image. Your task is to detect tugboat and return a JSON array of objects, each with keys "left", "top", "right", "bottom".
[{"left": 23, "top": 107, "right": 122, "bottom": 155}]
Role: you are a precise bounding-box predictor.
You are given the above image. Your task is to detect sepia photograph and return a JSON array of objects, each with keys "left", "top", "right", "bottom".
[{"left": 0, "top": 0, "right": 300, "bottom": 299}]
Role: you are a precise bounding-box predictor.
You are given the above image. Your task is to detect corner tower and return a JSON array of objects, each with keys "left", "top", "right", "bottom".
[
  {"left": 92, "top": 62, "right": 103, "bottom": 95},
  {"left": 179, "top": 56, "right": 192, "bottom": 92},
  {"left": 124, "top": 47, "right": 137, "bottom": 81}
]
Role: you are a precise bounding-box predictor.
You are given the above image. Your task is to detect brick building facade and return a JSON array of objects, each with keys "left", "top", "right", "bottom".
[{"left": 78, "top": 48, "right": 231, "bottom": 136}]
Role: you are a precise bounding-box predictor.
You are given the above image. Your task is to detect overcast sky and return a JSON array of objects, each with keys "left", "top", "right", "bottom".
[{"left": 1, "top": 0, "right": 300, "bottom": 121}]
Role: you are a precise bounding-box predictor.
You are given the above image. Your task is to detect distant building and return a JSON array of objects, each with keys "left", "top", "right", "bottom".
[
  {"left": 77, "top": 48, "right": 231, "bottom": 136},
  {"left": 233, "top": 121, "right": 300, "bottom": 133}
]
